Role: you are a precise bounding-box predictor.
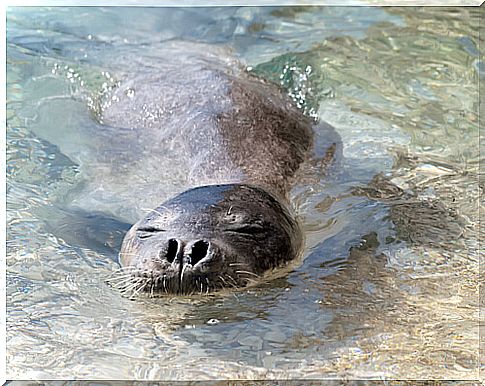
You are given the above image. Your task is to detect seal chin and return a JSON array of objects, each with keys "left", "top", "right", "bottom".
[{"left": 118, "top": 183, "right": 302, "bottom": 295}]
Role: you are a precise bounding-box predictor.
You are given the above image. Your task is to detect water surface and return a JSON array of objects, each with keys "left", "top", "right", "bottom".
[{"left": 6, "top": 6, "right": 481, "bottom": 380}]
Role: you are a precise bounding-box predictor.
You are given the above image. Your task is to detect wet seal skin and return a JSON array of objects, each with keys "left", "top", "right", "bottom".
[{"left": 105, "top": 45, "right": 339, "bottom": 296}]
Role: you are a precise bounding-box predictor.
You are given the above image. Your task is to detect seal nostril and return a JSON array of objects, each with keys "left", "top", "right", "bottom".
[
  {"left": 190, "top": 240, "right": 209, "bottom": 266},
  {"left": 166, "top": 239, "right": 178, "bottom": 263}
]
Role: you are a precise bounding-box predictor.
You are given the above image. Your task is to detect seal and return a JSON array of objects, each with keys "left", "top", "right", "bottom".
[{"left": 100, "top": 44, "right": 338, "bottom": 295}]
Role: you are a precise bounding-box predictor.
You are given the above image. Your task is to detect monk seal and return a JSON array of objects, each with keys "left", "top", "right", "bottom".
[{"left": 100, "top": 43, "right": 339, "bottom": 296}]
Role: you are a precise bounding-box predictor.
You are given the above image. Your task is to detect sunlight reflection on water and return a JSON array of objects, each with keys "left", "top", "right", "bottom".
[{"left": 6, "top": 6, "right": 480, "bottom": 380}]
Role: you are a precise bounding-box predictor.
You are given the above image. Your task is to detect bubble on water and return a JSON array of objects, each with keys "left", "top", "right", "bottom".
[
  {"left": 276, "top": 62, "right": 321, "bottom": 119},
  {"left": 125, "top": 88, "right": 135, "bottom": 98}
]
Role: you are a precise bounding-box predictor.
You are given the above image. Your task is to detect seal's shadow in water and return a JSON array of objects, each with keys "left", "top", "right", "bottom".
[{"left": 38, "top": 205, "right": 132, "bottom": 259}]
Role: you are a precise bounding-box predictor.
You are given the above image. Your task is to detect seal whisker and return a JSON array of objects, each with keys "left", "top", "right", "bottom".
[
  {"left": 120, "top": 281, "right": 142, "bottom": 296},
  {"left": 110, "top": 274, "right": 135, "bottom": 283},
  {"left": 226, "top": 274, "right": 239, "bottom": 288},
  {"left": 226, "top": 275, "right": 240, "bottom": 289},
  {"left": 107, "top": 270, "right": 141, "bottom": 284},
  {"left": 140, "top": 206, "right": 171, "bottom": 218},
  {"left": 235, "top": 270, "right": 260, "bottom": 278},
  {"left": 108, "top": 274, "right": 140, "bottom": 288},
  {"left": 132, "top": 280, "right": 149, "bottom": 298},
  {"left": 150, "top": 281, "right": 155, "bottom": 298},
  {"left": 218, "top": 275, "right": 229, "bottom": 287},
  {"left": 205, "top": 277, "right": 211, "bottom": 295},
  {"left": 106, "top": 266, "right": 138, "bottom": 278},
  {"left": 240, "top": 276, "right": 258, "bottom": 285},
  {"left": 219, "top": 275, "right": 239, "bottom": 290},
  {"left": 109, "top": 278, "right": 136, "bottom": 290},
  {"left": 107, "top": 271, "right": 139, "bottom": 281},
  {"left": 122, "top": 283, "right": 139, "bottom": 295},
  {"left": 122, "top": 276, "right": 143, "bottom": 288},
  {"left": 124, "top": 278, "right": 143, "bottom": 291},
  {"left": 113, "top": 280, "right": 140, "bottom": 291},
  {"left": 106, "top": 275, "right": 131, "bottom": 285},
  {"left": 181, "top": 263, "right": 188, "bottom": 281}
]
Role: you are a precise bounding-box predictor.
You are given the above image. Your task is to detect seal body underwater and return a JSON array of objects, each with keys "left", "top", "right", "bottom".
[{"left": 98, "top": 44, "right": 339, "bottom": 295}]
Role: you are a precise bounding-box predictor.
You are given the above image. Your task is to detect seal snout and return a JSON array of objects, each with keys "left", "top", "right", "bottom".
[
  {"left": 188, "top": 240, "right": 210, "bottom": 266},
  {"left": 161, "top": 238, "right": 211, "bottom": 267},
  {"left": 154, "top": 237, "right": 217, "bottom": 295}
]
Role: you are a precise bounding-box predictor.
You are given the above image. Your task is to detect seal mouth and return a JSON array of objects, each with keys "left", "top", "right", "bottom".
[
  {"left": 111, "top": 240, "right": 250, "bottom": 297},
  {"left": 108, "top": 267, "right": 247, "bottom": 298}
]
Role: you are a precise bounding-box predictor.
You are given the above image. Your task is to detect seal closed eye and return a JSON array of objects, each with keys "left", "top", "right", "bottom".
[{"left": 107, "top": 46, "right": 338, "bottom": 296}]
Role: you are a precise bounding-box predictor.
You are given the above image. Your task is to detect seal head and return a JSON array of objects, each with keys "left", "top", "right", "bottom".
[{"left": 119, "top": 184, "right": 302, "bottom": 295}]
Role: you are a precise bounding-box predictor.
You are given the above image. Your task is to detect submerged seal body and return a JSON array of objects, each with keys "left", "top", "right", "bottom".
[{"left": 101, "top": 45, "right": 336, "bottom": 295}]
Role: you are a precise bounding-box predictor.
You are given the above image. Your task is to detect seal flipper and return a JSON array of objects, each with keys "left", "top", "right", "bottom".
[
  {"left": 310, "top": 142, "right": 338, "bottom": 171},
  {"left": 310, "top": 120, "right": 343, "bottom": 171},
  {"left": 296, "top": 121, "right": 342, "bottom": 186}
]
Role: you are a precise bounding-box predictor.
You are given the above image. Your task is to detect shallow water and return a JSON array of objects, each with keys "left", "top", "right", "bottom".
[{"left": 6, "top": 6, "right": 481, "bottom": 380}]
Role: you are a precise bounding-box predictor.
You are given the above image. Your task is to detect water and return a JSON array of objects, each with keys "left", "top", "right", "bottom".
[{"left": 6, "top": 6, "right": 481, "bottom": 380}]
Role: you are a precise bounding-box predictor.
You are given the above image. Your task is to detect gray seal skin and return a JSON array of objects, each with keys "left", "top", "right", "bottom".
[{"left": 102, "top": 46, "right": 336, "bottom": 295}]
